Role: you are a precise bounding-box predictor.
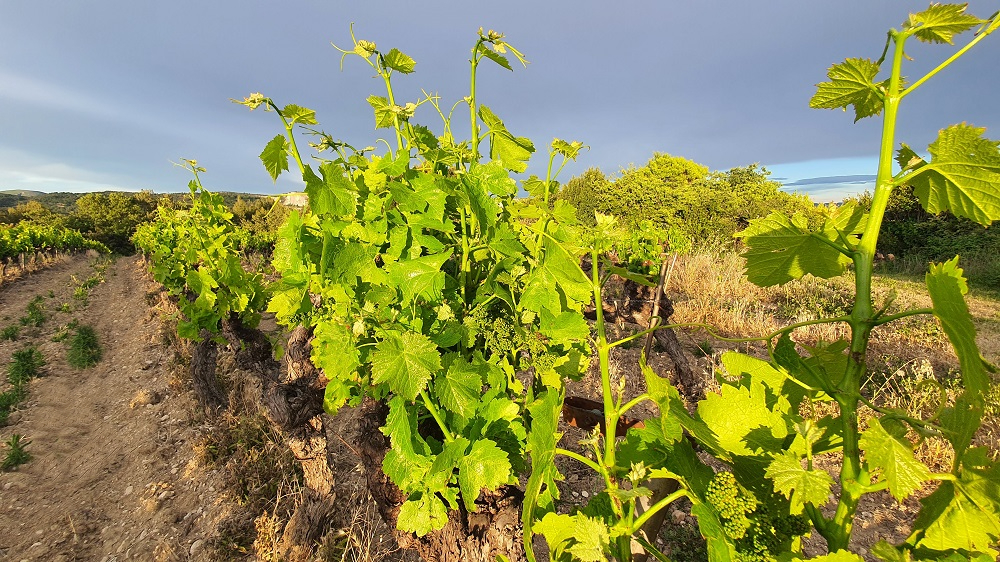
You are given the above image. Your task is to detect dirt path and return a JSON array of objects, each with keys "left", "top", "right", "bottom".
[{"left": 0, "top": 256, "right": 228, "bottom": 561}]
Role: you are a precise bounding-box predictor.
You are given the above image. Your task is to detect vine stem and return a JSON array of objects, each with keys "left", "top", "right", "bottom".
[
  {"left": 469, "top": 39, "right": 484, "bottom": 162},
  {"left": 419, "top": 389, "right": 454, "bottom": 444},
  {"left": 555, "top": 448, "right": 602, "bottom": 473},
  {"left": 630, "top": 489, "right": 689, "bottom": 534}
]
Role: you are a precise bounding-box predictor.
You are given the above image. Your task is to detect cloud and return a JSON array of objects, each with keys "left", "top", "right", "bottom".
[
  {"left": 0, "top": 70, "right": 120, "bottom": 121},
  {"left": 784, "top": 174, "right": 877, "bottom": 187},
  {"left": 0, "top": 148, "right": 137, "bottom": 193}
]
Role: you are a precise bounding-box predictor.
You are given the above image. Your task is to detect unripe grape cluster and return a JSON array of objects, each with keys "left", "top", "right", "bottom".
[
  {"left": 705, "top": 471, "right": 811, "bottom": 561},
  {"left": 706, "top": 471, "right": 756, "bottom": 539}
]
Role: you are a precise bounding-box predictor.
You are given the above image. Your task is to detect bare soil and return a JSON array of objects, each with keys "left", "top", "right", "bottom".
[{"left": 0, "top": 255, "right": 229, "bottom": 561}]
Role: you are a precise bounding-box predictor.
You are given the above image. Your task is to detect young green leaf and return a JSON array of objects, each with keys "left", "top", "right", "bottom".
[
  {"left": 366, "top": 95, "right": 395, "bottom": 129},
  {"left": 738, "top": 212, "right": 852, "bottom": 287},
  {"left": 478, "top": 105, "right": 535, "bottom": 173},
  {"left": 910, "top": 470, "right": 1000, "bottom": 553},
  {"left": 810, "top": 58, "right": 887, "bottom": 122},
  {"left": 859, "top": 418, "right": 931, "bottom": 501},
  {"left": 281, "top": 103, "right": 318, "bottom": 125},
  {"left": 436, "top": 356, "right": 485, "bottom": 419},
  {"left": 765, "top": 452, "right": 834, "bottom": 514},
  {"left": 899, "top": 124, "right": 1000, "bottom": 227},
  {"left": 303, "top": 163, "right": 359, "bottom": 217},
  {"left": 926, "top": 257, "right": 989, "bottom": 399},
  {"left": 383, "top": 48, "right": 416, "bottom": 74},
  {"left": 457, "top": 438, "right": 513, "bottom": 511},
  {"left": 903, "top": 3, "right": 983, "bottom": 44},
  {"left": 259, "top": 134, "right": 290, "bottom": 181},
  {"left": 371, "top": 331, "right": 442, "bottom": 400},
  {"left": 534, "top": 512, "right": 611, "bottom": 562},
  {"left": 398, "top": 493, "right": 449, "bottom": 537}
]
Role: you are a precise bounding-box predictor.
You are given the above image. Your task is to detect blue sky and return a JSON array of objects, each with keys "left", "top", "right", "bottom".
[{"left": 1, "top": 1, "right": 998, "bottom": 203}]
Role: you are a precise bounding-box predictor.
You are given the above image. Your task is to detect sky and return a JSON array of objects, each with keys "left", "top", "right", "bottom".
[{"left": 1, "top": 1, "right": 998, "bottom": 203}]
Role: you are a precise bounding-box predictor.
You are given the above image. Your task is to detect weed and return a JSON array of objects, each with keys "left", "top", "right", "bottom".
[
  {"left": 47, "top": 290, "right": 55, "bottom": 298},
  {"left": 66, "top": 325, "right": 102, "bottom": 369},
  {"left": 0, "top": 385, "right": 28, "bottom": 426},
  {"left": 73, "top": 286, "right": 88, "bottom": 302},
  {"left": 0, "top": 325, "right": 19, "bottom": 341},
  {"left": 7, "top": 346, "right": 45, "bottom": 385},
  {"left": 1, "top": 434, "right": 31, "bottom": 471},
  {"left": 19, "top": 296, "right": 46, "bottom": 327},
  {"left": 51, "top": 320, "right": 80, "bottom": 343},
  {"left": 58, "top": 303, "right": 71, "bottom": 313}
]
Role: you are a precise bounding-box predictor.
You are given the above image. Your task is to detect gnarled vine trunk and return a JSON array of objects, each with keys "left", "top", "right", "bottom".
[
  {"left": 190, "top": 331, "right": 228, "bottom": 412},
  {"left": 221, "top": 319, "right": 336, "bottom": 562}
]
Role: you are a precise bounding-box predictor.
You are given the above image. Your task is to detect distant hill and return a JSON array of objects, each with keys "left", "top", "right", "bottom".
[
  {"left": 0, "top": 189, "right": 45, "bottom": 197},
  {"left": 1, "top": 190, "right": 272, "bottom": 211}
]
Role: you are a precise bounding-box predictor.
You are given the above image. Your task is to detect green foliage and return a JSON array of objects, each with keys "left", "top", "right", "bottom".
[
  {"left": 0, "top": 325, "right": 18, "bottom": 341},
  {"left": 66, "top": 325, "right": 102, "bottom": 369},
  {"left": 558, "top": 157, "right": 817, "bottom": 243},
  {"left": 133, "top": 166, "right": 269, "bottom": 340},
  {"left": 7, "top": 346, "right": 45, "bottom": 385},
  {"left": 73, "top": 191, "right": 159, "bottom": 254},
  {"left": 242, "top": 27, "right": 594, "bottom": 540},
  {"left": 1, "top": 434, "right": 30, "bottom": 471},
  {"left": 0, "top": 222, "right": 109, "bottom": 262},
  {"left": 19, "top": 296, "right": 46, "bottom": 327}
]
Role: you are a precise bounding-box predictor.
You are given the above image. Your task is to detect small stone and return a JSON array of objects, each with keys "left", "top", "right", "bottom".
[
  {"left": 190, "top": 539, "right": 205, "bottom": 557},
  {"left": 124, "top": 485, "right": 134, "bottom": 496},
  {"left": 581, "top": 490, "right": 589, "bottom": 498},
  {"left": 129, "top": 389, "right": 161, "bottom": 409},
  {"left": 671, "top": 509, "right": 686, "bottom": 524},
  {"left": 158, "top": 490, "right": 172, "bottom": 501},
  {"left": 6, "top": 411, "right": 22, "bottom": 425},
  {"left": 3, "top": 481, "right": 12, "bottom": 490}
]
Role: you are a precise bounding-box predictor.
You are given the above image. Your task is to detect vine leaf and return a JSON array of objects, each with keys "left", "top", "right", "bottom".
[
  {"left": 385, "top": 251, "right": 451, "bottom": 304},
  {"left": 281, "top": 103, "right": 317, "bottom": 125},
  {"left": 524, "top": 389, "right": 564, "bottom": 516},
  {"left": 737, "top": 211, "right": 852, "bottom": 288},
  {"left": 383, "top": 48, "right": 416, "bottom": 74},
  {"left": 805, "top": 551, "right": 866, "bottom": 562},
  {"left": 534, "top": 512, "right": 611, "bottom": 562},
  {"left": 898, "top": 124, "right": 1000, "bottom": 227},
  {"left": 367, "top": 95, "right": 395, "bottom": 129},
  {"left": 810, "top": 58, "right": 887, "bottom": 122},
  {"left": 911, "top": 467, "right": 1000, "bottom": 552},
  {"left": 539, "top": 309, "right": 590, "bottom": 343},
  {"left": 259, "top": 134, "right": 290, "bottom": 181},
  {"left": 765, "top": 452, "right": 834, "bottom": 514},
  {"left": 859, "top": 418, "right": 931, "bottom": 501},
  {"left": 312, "top": 320, "right": 360, "bottom": 413},
  {"left": 903, "top": 4, "right": 983, "bottom": 44},
  {"left": 690, "top": 503, "right": 736, "bottom": 562},
  {"left": 303, "top": 162, "right": 358, "bottom": 217},
  {"left": 371, "top": 332, "right": 441, "bottom": 400},
  {"left": 478, "top": 105, "right": 535, "bottom": 172},
  {"left": 435, "top": 356, "right": 484, "bottom": 419},
  {"left": 926, "top": 257, "right": 989, "bottom": 399},
  {"left": 457, "top": 438, "right": 513, "bottom": 511},
  {"left": 397, "top": 493, "right": 448, "bottom": 537},
  {"left": 697, "top": 374, "right": 788, "bottom": 457},
  {"left": 477, "top": 43, "right": 513, "bottom": 71}
]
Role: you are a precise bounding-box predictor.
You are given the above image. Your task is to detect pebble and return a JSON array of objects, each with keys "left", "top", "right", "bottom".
[
  {"left": 124, "top": 485, "right": 134, "bottom": 496},
  {"left": 190, "top": 539, "right": 205, "bottom": 557},
  {"left": 6, "top": 411, "right": 22, "bottom": 425},
  {"left": 671, "top": 509, "right": 686, "bottom": 524},
  {"left": 581, "top": 491, "right": 589, "bottom": 498}
]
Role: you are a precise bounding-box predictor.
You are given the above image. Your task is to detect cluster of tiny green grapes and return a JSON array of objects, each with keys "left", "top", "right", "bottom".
[
  {"left": 706, "top": 471, "right": 756, "bottom": 539},
  {"left": 734, "top": 503, "right": 811, "bottom": 562},
  {"left": 464, "top": 306, "right": 527, "bottom": 359}
]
